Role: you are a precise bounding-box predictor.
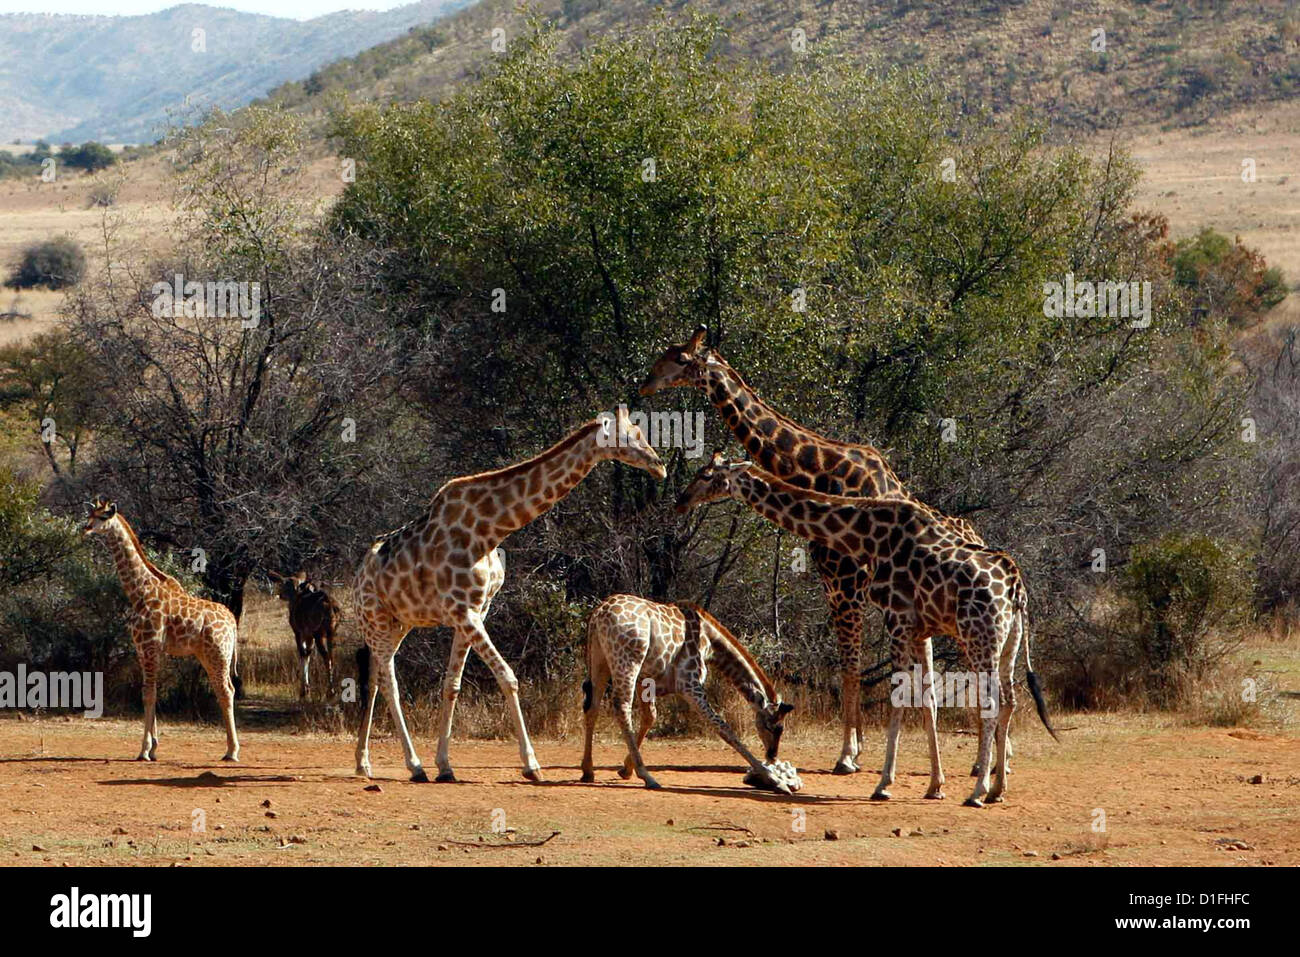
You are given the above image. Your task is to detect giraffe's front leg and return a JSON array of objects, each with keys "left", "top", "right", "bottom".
[
  {"left": 459, "top": 615, "right": 542, "bottom": 781},
  {"left": 872, "top": 624, "right": 913, "bottom": 801},
  {"left": 684, "top": 683, "right": 790, "bottom": 795},
  {"left": 137, "top": 645, "right": 159, "bottom": 761}
]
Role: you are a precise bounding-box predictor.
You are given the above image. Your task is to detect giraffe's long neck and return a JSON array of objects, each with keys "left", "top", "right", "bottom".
[
  {"left": 733, "top": 470, "right": 893, "bottom": 566},
  {"left": 696, "top": 355, "right": 904, "bottom": 497},
  {"left": 101, "top": 518, "right": 160, "bottom": 608},
  {"left": 699, "top": 616, "right": 774, "bottom": 711},
  {"left": 460, "top": 423, "right": 607, "bottom": 541}
]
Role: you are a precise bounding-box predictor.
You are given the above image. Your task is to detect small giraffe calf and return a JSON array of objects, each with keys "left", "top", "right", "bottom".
[{"left": 582, "top": 595, "right": 794, "bottom": 793}]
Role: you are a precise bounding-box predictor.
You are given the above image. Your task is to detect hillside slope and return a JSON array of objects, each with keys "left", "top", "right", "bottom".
[
  {"left": 263, "top": 0, "right": 1300, "bottom": 135},
  {"left": 2, "top": 1, "right": 473, "bottom": 144}
]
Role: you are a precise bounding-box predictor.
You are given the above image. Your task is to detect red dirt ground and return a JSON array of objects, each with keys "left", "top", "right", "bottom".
[{"left": 1, "top": 715, "right": 1296, "bottom": 866}]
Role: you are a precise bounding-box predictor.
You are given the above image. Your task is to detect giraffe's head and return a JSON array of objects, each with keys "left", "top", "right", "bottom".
[
  {"left": 674, "top": 452, "right": 750, "bottom": 513},
  {"left": 596, "top": 407, "right": 667, "bottom": 480},
  {"left": 756, "top": 697, "right": 795, "bottom": 762},
  {"left": 82, "top": 496, "right": 119, "bottom": 538},
  {"left": 638, "top": 325, "right": 708, "bottom": 396}
]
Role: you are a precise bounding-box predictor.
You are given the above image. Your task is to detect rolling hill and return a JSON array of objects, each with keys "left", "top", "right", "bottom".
[{"left": 1, "top": 1, "right": 474, "bottom": 144}]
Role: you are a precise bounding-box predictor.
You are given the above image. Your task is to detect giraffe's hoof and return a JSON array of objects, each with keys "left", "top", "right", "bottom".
[
  {"left": 617, "top": 766, "right": 634, "bottom": 780},
  {"left": 580, "top": 771, "right": 595, "bottom": 783},
  {"left": 870, "top": 789, "right": 892, "bottom": 801},
  {"left": 356, "top": 766, "right": 371, "bottom": 778},
  {"left": 136, "top": 755, "right": 149, "bottom": 762},
  {"left": 832, "top": 759, "right": 859, "bottom": 776},
  {"left": 642, "top": 778, "right": 662, "bottom": 790},
  {"left": 435, "top": 770, "right": 457, "bottom": 783},
  {"left": 222, "top": 754, "right": 238, "bottom": 763},
  {"left": 410, "top": 768, "right": 430, "bottom": 783},
  {"left": 963, "top": 797, "right": 985, "bottom": 808},
  {"left": 522, "top": 768, "right": 543, "bottom": 783},
  {"left": 924, "top": 790, "right": 946, "bottom": 801},
  {"left": 986, "top": 794, "right": 1005, "bottom": 804}
]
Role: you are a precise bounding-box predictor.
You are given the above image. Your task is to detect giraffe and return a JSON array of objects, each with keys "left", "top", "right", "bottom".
[
  {"left": 640, "top": 326, "right": 985, "bottom": 774},
  {"left": 353, "top": 408, "right": 666, "bottom": 783},
  {"left": 82, "top": 497, "right": 241, "bottom": 762},
  {"left": 675, "top": 456, "right": 1057, "bottom": 807},
  {"left": 581, "top": 594, "right": 795, "bottom": 792}
]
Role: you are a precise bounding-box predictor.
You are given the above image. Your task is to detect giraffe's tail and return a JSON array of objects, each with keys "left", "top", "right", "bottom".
[
  {"left": 1019, "top": 591, "right": 1059, "bottom": 742},
  {"left": 581, "top": 613, "right": 595, "bottom": 713},
  {"left": 230, "top": 627, "right": 245, "bottom": 701},
  {"left": 356, "top": 645, "right": 371, "bottom": 703}
]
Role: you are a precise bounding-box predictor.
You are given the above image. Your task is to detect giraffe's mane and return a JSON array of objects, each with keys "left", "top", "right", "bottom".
[
  {"left": 115, "top": 514, "right": 183, "bottom": 589},
  {"left": 745, "top": 464, "right": 923, "bottom": 512},
  {"left": 679, "top": 602, "right": 777, "bottom": 703},
  {"left": 706, "top": 351, "right": 888, "bottom": 457},
  {"left": 436, "top": 420, "right": 603, "bottom": 496}
]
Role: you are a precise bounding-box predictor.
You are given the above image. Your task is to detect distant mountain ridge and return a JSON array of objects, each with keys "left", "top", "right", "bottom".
[{"left": 2, "top": 1, "right": 473, "bottom": 144}]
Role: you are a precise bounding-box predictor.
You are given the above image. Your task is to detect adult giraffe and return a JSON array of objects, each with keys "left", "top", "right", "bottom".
[
  {"left": 353, "top": 408, "right": 666, "bottom": 783},
  {"left": 676, "top": 456, "right": 1057, "bottom": 806},
  {"left": 640, "top": 326, "right": 983, "bottom": 774},
  {"left": 83, "top": 497, "right": 241, "bottom": 762}
]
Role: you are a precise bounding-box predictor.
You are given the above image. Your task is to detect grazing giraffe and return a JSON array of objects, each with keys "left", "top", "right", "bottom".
[
  {"left": 641, "top": 326, "right": 985, "bottom": 774},
  {"left": 82, "top": 497, "right": 241, "bottom": 762},
  {"left": 353, "top": 408, "right": 666, "bottom": 783},
  {"left": 676, "top": 456, "right": 1057, "bottom": 807},
  {"left": 581, "top": 594, "right": 795, "bottom": 792}
]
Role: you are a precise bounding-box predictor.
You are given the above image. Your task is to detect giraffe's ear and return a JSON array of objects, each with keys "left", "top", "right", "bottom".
[
  {"left": 777, "top": 701, "right": 795, "bottom": 716},
  {"left": 104, "top": 502, "right": 117, "bottom": 518},
  {"left": 687, "top": 325, "right": 707, "bottom": 353}
]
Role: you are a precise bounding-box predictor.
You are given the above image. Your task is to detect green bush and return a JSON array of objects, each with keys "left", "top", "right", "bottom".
[
  {"left": 58, "top": 141, "right": 116, "bottom": 173},
  {"left": 1120, "top": 534, "right": 1254, "bottom": 707},
  {"left": 6, "top": 236, "right": 86, "bottom": 290}
]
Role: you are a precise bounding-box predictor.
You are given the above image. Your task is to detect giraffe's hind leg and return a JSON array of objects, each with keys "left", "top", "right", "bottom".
[
  {"left": 814, "top": 547, "right": 867, "bottom": 775},
  {"left": 609, "top": 667, "right": 658, "bottom": 788},
  {"left": 962, "top": 621, "right": 1002, "bottom": 807},
  {"left": 580, "top": 644, "right": 610, "bottom": 784},
  {"left": 986, "top": 612, "right": 1021, "bottom": 804},
  {"left": 622, "top": 697, "right": 656, "bottom": 779},
  {"left": 915, "top": 636, "right": 946, "bottom": 800},
  {"left": 199, "top": 641, "right": 239, "bottom": 762}
]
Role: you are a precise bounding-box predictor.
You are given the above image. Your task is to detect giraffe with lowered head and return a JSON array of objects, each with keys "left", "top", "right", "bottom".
[
  {"left": 676, "top": 456, "right": 1057, "bottom": 807},
  {"left": 641, "top": 326, "right": 984, "bottom": 774},
  {"left": 581, "top": 594, "right": 794, "bottom": 791},
  {"left": 353, "top": 408, "right": 666, "bottom": 783},
  {"left": 83, "top": 497, "right": 241, "bottom": 762}
]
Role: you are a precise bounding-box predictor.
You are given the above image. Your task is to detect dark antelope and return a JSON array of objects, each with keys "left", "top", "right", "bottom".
[{"left": 270, "top": 571, "right": 340, "bottom": 699}]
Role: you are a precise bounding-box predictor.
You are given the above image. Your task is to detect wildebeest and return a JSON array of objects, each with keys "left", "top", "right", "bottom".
[{"left": 270, "top": 571, "right": 340, "bottom": 699}]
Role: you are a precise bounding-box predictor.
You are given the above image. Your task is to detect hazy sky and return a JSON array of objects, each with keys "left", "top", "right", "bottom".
[{"left": 0, "top": 1, "right": 412, "bottom": 18}]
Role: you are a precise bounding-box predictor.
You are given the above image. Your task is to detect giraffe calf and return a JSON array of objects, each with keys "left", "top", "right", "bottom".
[{"left": 581, "top": 595, "right": 794, "bottom": 793}]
